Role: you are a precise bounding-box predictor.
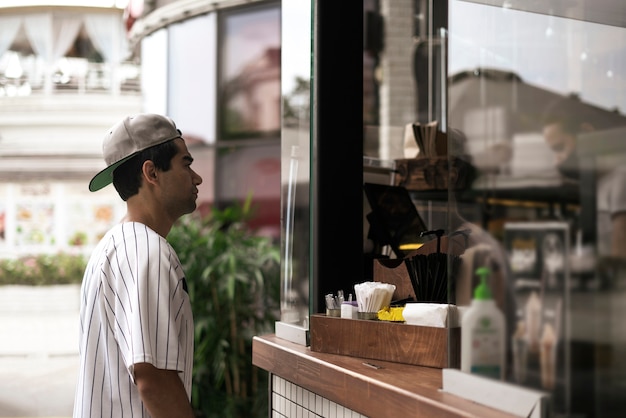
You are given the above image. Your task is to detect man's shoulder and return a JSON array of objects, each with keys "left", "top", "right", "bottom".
[
  {"left": 107, "top": 222, "right": 165, "bottom": 242},
  {"left": 87, "top": 222, "right": 181, "bottom": 275},
  {"left": 109, "top": 222, "right": 179, "bottom": 260},
  {"left": 89, "top": 222, "right": 163, "bottom": 259}
]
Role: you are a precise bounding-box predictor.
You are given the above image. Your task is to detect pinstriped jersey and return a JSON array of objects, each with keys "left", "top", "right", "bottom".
[{"left": 73, "top": 222, "right": 194, "bottom": 418}]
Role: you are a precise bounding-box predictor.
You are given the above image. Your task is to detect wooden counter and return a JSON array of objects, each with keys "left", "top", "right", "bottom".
[{"left": 253, "top": 334, "right": 518, "bottom": 418}]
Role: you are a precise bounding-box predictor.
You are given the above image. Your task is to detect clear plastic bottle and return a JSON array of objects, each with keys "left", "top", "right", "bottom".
[{"left": 461, "top": 266, "right": 506, "bottom": 380}]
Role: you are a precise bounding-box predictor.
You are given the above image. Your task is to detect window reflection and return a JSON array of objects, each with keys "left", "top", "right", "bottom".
[
  {"left": 449, "top": 1, "right": 626, "bottom": 416},
  {"left": 215, "top": 2, "right": 281, "bottom": 239},
  {"left": 218, "top": 4, "right": 281, "bottom": 140},
  {"left": 279, "top": 0, "right": 311, "bottom": 328},
  {"left": 215, "top": 144, "right": 281, "bottom": 238},
  {"left": 362, "top": 0, "right": 626, "bottom": 415}
]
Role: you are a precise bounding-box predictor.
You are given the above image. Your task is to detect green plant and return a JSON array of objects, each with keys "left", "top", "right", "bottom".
[
  {"left": 0, "top": 253, "right": 86, "bottom": 285},
  {"left": 168, "top": 200, "right": 280, "bottom": 418}
]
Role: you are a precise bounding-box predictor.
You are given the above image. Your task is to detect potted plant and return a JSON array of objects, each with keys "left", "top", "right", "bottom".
[{"left": 168, "top": 199, "right": 280, "bottom": 418}]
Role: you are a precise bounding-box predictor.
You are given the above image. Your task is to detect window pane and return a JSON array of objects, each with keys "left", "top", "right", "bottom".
[
  {"left": 449, "top": 2, "right": 626, "bottom": 415},
  {"left": 216, "top": 143, "right": 280, "bottom": 237},
  {"left": 280, "top": 0, "right": 311, "bottom": 327},
  {"left": 169, "top": 13, "right": 217, "bottom": 144},
  {"left": 218, "top": 4, "right": 281, "bottom": 140}
]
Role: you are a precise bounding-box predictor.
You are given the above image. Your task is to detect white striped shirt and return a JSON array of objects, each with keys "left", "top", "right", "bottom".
[{"left": 73, "top": 222, "right": 194, "bottom": 418}]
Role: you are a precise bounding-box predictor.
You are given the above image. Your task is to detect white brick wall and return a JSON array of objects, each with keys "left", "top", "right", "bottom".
[{"left": 271, "top": 375, "right": 368, "bottom": 418}]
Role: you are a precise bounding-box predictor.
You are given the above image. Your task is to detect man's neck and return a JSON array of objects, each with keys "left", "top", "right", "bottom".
[{"left": 123, "top": 201, "right": 173, "bottom": 238}]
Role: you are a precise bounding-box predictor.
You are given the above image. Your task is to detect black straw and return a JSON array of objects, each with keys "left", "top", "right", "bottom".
[{"left": 405, "top": 229, "right": 462, "bottom": 303}]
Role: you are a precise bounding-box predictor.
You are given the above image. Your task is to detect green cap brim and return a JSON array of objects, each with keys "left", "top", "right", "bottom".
[{"left": 88, "top": 153, "right": 137, "bottom": 192}]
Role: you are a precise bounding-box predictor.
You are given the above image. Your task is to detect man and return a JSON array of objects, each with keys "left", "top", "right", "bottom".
[
  {"left": 542, "top": 99, "right": 626, "bottom": 260},
  {"left": 73, "top": 114, "right": 202, "bottom": 418}
]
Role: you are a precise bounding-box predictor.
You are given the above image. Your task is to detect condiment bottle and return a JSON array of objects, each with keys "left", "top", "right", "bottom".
[{"left": 461, "top": 266, "right": 506, "bottom": 380}]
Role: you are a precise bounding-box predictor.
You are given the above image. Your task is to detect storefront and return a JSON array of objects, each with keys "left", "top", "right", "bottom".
[{"left": 254, "top": 0, "right": 626, "bottom": 417}]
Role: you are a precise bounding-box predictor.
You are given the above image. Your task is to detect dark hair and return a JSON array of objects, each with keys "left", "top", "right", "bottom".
[
  {"left": 542, "top": 97, "right": 582, "bottom": 135},
  {"left": 112, "top": 139, "right": 179, "bottom": 201}
]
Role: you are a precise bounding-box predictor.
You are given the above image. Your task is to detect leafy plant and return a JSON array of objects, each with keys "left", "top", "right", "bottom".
[
  {"left": 168, "top": 200, "right": 281, "bottom": 418},
  {"left": 0, "top": 253, "right": 86, "bottom": 285}
]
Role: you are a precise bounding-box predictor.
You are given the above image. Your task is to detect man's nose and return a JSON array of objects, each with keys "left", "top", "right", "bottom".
[{"left": 193, "top": 170, "right": 203, "bottom": 185}]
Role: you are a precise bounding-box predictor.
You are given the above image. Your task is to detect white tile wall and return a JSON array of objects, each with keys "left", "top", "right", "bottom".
[{"left": 271, "top": 375, "right": 368, "bottom": 418}]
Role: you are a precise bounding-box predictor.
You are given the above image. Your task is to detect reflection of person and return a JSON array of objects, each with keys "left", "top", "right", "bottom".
[
  {"left": 73, "top": 114, "right": 203, "bottom": 418},
  {"left": 542, "top": 99, "right": 626, "bottom": 260},
  {"left": 413, "top": 129, "right": 517, "bottom": 376}
]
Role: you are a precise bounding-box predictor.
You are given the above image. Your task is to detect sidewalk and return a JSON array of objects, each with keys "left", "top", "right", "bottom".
[
  {"left": 0, "top": 285, "right": 80, "bottom": 418},
  {"left": 0, "top": 355, "right": 77, "bottom": 418}
]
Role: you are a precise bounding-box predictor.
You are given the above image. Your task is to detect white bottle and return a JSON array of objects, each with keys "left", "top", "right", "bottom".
[
  {"left": 525, "top": 291, "right": 541, "bottom": 353},
  {"left": 461, "top": 266, "right": 506, "bottom": 380}
]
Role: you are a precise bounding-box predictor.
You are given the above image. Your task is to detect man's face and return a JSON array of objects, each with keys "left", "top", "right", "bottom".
[
  {"left": 543, "top": 122, "right": 577, "bottom": 166},
  {"left": 160, "top": 138, "right": 203, "bottom": 217}
]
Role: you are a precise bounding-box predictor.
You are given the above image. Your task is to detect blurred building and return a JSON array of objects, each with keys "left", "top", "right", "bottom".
[
  {"left": 0, "top": 1, "right": 141, "bottom": 258},
  {"left": 0, "top": 0, "right": 281, "bottom": 258},
  {"left": 128, "top": 0, "right": 281, "bottom": 236}
]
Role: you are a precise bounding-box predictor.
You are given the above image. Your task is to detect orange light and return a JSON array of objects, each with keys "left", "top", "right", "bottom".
[{"left": 399, "top": 243, "right": 424, "bottom": 251}]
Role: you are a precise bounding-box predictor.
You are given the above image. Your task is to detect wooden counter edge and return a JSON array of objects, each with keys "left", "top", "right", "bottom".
[{"left": 252, "top": 334, "right": 518, "bottom": 418}]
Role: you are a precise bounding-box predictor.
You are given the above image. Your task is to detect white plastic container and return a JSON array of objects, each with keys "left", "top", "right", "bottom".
[
  {"left": 341, "top": 301, "right": 358, "bottom": 319},
  {"left": 461, "top": 267, "right": 506, "bottom": 380}
]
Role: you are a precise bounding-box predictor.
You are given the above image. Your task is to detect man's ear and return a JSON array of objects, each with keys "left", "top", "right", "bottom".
[{"left": 142, "top": 160, "right": 159, "bottom": 186}]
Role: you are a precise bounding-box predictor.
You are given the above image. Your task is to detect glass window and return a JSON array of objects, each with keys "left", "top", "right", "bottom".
[
  {"left": 141, "top": 29, "right": 168, "bottom": 115},
  {"left": 218, "top": 3, "right": 281, "bottom": 140},
  {"left": 449, "top": 1, "right": 626, "bottom": 416},
  {"left": 214, "top": 3, "right": 281, "bottom": 238},
  {"left": 215, "top": 143, "right": 281, "bottom": 237},
  {"left": 279, "top": 0, "right": 311, "bottom": 328},
  {"left": 168, "top": 13, "right": 217, "bottom": 144},
  {"left": 362, "top": 0, "right": 626, "bottom": 415}
]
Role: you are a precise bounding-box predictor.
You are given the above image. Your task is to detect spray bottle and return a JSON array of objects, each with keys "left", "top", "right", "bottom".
[{"left": 461, "top": 266, "right": 506, "bottom": 380}]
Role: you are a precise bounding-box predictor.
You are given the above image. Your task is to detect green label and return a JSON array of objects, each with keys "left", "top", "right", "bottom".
[{"left": 471, "top": 364, "right": 501, "bottom": 379}]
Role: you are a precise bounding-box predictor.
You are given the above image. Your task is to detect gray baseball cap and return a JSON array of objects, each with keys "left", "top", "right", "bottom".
[{"left": 89, "top": 113, "right": 182, "bottom": 192}]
